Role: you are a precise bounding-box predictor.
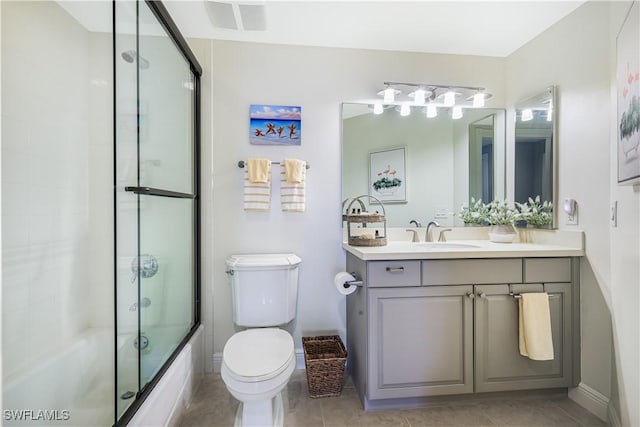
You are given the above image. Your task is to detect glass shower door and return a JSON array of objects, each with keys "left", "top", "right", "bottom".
[
  {"left": 135, "top": 1, "right": 197, "bottom": 388},
  {"left": 115, "top": 0, "right": 200, "bottom": 423}
]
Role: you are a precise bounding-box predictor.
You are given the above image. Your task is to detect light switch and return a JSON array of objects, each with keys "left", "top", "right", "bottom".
[
  {"left": 610, "top": 201, "right": 618, "bottom": 227},
  {"left": 434, "top": 208, "right": 449, "bottom": 219}
]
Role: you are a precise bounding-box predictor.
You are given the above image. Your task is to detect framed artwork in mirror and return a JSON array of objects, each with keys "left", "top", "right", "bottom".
[
  {"left": 616, "top": 1, "right": 640, "bottom": 184},
  {"left": 369, "top": 147, "right": 407, "bottom": 203}
]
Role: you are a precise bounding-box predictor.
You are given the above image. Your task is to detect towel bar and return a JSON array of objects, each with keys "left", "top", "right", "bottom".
[
  {"left": 510, "top": 292, "right": 559, "bottom": 300},
  {"left": 238, "top": 160, "right": 310, "bottom": 169}
]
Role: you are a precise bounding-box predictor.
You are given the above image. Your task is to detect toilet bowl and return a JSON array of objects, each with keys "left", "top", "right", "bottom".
[
  {"left": 221, "top": 253, "right": 301, "bottom": 427},
  {"left": 221, "top": 328, "right": 296, "bottom": 427}
]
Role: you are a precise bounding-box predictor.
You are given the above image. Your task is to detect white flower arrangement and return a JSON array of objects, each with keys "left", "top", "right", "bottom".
[
  {"left": 460, "top": 198, "right": 521, "bottom": 225},
  {"left": 516, "top": 195, "right": 553, "bottom": 227}
]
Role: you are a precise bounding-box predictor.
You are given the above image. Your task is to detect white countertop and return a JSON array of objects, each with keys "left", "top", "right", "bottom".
[{"left": 342, "top": 239, "right": 584, "bottom": 261}]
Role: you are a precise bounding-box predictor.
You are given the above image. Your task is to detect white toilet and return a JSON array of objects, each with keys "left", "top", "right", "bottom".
[{"left": 221, "top": 253, "right": 302, "bottom": 427}]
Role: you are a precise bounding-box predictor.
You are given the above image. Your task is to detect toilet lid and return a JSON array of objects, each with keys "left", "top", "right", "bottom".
[{"left": 223, "top": 328, "right": 294, "bottom": 382}]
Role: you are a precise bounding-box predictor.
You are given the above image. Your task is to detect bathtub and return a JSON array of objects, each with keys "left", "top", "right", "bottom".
[
  {"left": 3, "top": 328, "right": 114, "bottom": 426},
  {"left": 127, "top": 325, "right": 204, "bottom": 427},
  {"left": 3, "top": 325, "right": 203, "bottom": 427}
]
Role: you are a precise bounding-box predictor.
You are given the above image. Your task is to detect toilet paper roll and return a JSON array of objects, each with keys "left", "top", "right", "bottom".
[{"left": 334, "top": 272, "right": 357, "bottom": 296}]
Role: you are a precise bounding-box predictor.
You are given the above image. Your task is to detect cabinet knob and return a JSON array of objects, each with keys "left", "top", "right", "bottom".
[
  {"left": 477, "top": 292, "right": 486, "bottom": 299},
  {"left": 466, "top": 292, "right": 475, "bottom": 299}
]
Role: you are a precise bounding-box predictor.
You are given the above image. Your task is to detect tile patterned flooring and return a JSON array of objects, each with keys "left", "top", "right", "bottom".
[{"left": 179, "top": 370, "right": 607, "bottom": 427}]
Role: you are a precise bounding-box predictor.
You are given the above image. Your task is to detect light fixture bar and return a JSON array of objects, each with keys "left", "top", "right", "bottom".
[
  {"left": 382, "top": 82, "right": 487, "bottom": 92},
  {"left": 377, "top": 82, "right": 491, "bottom": 110}
]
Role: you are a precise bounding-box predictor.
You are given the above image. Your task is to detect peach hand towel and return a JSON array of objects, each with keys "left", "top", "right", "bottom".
[
  {"left": 519, "top": 292, "right": 554, "bottom": 361},
  {"left": 247, "top": 158, "right": 271, "bottom": 183},
  {"left": 284, "top": 158, "right": 306, "bottom": 183}
]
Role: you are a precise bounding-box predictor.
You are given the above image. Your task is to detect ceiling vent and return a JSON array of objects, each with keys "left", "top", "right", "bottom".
[{"left": 205, "top": 1, "right": 266, "bottom": 31}]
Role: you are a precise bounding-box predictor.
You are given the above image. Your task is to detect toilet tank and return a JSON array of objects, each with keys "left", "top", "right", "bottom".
[{"left": 225, "top": 253, "right": 301, "bottom": 327}]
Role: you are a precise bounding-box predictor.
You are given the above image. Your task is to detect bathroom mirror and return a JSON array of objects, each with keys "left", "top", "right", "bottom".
[
  {"left": 513, "top": 86, "right": 556, "bottom": 226},
  {"left": 342, "top": 104, "right": 506, "bottom": 227}
]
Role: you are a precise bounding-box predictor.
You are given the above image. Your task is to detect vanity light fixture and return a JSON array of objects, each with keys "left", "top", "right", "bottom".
[
  {"left": 426, "top": 103, "right": 438, "bottom": 118},
  {"left": 451, "top": 106, "right": 463, "bottom": 119},
  {"left": 443, "top": 90, "right": 456, "bottom": 107},
  {"left": 375, "top": 82, "right": 492, "bottom": 115},
  {"left": 373, "top": 102, "right": 384, "bottom": 115},
  {"left": 378, "top": 86, "right": 400, "bottom": 103},
  {"left": 408, "top": 88, "right": 429, "bottom": 105},
  {"left": 400, "top": 103, "right": 411, "bottom": 116},
  {"left": 472, "top": 92, "right": 485, "bottom": 108},
  {"left": 521, "top": 108, "right": 533, "bottom": 122}
]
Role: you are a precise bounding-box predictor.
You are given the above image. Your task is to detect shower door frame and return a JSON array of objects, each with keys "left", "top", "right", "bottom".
[{"left": 114, "top": 1, "right": 202, "bottom": 425}]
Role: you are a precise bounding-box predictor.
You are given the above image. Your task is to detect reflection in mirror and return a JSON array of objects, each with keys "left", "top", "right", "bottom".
[
  {"left": 469, "top": 115, "right": 495, "bottom": 203},
  {"left": 514, "top": 86, "right": 556, "bottom": 226},
  {"left": 342, "top": 104, "right": 505, "bottom": 227}
]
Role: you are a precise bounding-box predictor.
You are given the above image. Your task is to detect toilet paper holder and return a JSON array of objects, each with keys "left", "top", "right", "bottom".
[{"left": 344, "top": 272, "right": 363, "bottom": 288}]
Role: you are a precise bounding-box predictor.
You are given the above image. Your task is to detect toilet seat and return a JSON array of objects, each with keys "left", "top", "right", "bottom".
[{"left": 223, "top": 328, "right": 294, "bottom": 383}]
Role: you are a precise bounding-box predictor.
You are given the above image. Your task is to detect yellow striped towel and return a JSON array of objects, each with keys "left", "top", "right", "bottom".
[
  {"left": 244, "top": 170, "right": 271, "bottom": 211},
  {"left": 280, "top": 163, "right": 306, "bottom": 212}
]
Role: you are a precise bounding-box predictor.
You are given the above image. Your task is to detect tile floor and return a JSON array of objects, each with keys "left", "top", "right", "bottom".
[{"left": 179, "top": 370, "right": 607, "bottom": 427}]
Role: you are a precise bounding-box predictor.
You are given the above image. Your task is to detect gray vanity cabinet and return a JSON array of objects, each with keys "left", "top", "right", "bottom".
[
  {"left": 367, "top": 286, "right": 474, "bottom": 399},
  {"left": 345, "top": 253, "right": 579, "bottom": 410},
  {"left": 474, "top": 282, "right": 573, "bottom": 392}
]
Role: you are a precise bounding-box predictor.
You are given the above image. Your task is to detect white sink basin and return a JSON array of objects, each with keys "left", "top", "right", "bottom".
[{"left": 414, "top": 242, "right": 480, "bottom": 249}]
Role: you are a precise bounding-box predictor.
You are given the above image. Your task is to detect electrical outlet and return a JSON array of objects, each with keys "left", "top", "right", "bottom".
[
  {"left": 566, "top": 210, "right": 578, "bottom": 225},
  {"left": 610, "top": 201, "right": 618, "bottom": 227}
]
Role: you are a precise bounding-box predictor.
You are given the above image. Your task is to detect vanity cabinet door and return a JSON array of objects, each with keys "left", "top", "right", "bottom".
[
  {"left": 367, "top": 286, "right": 474, "bottom": 399},
  {"left": 474, "top": 283, "right": 572, "bottom": 392}
]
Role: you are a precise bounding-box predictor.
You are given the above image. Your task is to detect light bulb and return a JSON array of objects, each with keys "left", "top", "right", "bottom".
[
  {"left": 383, "top": 87, "right": 395, "bottom": 103},
  {"left": 426, "top": 103, "right": 437, "bottom": 118},
  {"left": 400, "top": 103, "right": 411, "bottom": 116},
  {"left": 412, "top": 89, "right": 426, "bottom": 105},
  {"left": 373, "top": 103, "right": 383, "bottom": 115},
  {"left": 444, "top": 90, "right": 456, "bottom": 107},
  {"left": 521, "top": 108, "right": 533, "bottom": 121},
  {"left": 452, "top": 106, "right": 463, "bottom": 119},
  {"left": 472, "top": 92, "right": 485, "bottom": 108}
]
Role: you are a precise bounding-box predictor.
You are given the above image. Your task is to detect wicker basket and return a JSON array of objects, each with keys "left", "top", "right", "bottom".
[{"left": 302, "top": 335, "right": 347, "bottom": 398}]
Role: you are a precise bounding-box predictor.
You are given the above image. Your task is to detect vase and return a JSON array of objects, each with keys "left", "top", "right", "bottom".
[{"left": 488, "top": 224, "right": 517, "bottom": 243}]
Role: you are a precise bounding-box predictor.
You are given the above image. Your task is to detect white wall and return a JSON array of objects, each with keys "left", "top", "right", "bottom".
[
  {"left": 507, "top": 2, "right": 638, "bottom": 425},
  {"left": 200, "top": 39, "right": 506, "bottom": 367}
]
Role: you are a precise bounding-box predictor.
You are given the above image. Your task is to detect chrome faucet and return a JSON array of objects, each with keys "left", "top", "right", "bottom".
[
  {"left": 405, "top": 229, "right": 420, "bottom": 242},
  {"left": 438, "top": 228, "right": 452, "bottom": 242},
  {"left": 409, "top": 219, "right": 422, "bottom": 228},
  {"left": 425, "top": 220, "right": 440, "bottom": 242}
]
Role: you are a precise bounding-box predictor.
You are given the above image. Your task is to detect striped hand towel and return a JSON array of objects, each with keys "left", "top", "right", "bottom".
[
  {"left": 281, "top": 161, "right": 306, "bottom": 212},
  {"left": 244, "top": 169, "right": 271, "bottom": 212}
]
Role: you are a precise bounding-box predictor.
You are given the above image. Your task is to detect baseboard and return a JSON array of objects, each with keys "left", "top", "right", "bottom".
[
  {"left": 607, "top": 402, "right": 622, "bottom": 427},
  {"left": 213, "top": 349, "right": 306, "bottom": 373},
  {"left": 568, "top": 383, "right": 609, "bottom": 422}
]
